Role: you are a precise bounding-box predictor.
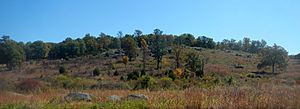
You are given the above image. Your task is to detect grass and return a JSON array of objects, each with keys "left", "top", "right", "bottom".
[{"left": 1, "top": 85, "right": 300, "bottom": 108}]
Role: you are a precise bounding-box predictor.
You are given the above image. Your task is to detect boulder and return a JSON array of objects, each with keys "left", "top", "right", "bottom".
[
  {"left": 126, "top": 94, "right": 149, "bottom": 100},
  {"left": 64, "top": 92, "right": 93, "bottom": 102},
  {"left": 107, "top": 95, "right": 121, "bottom": 102}
]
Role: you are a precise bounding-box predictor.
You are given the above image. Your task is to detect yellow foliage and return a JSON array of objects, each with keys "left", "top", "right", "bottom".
[
  {"left": 174, "top": 68, "right": 183, "bottom": 78},
  {"left": 122, "top": 56, "right": 129, "bottom": 65}
]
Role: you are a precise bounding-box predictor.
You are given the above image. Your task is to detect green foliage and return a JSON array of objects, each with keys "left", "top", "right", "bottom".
[
  {"left": 59, "top": 65, "right": 66, "bottom": 74},
  {"left": 196, "top": 36, "right": 216, "bottom": 49},
  {"left": 0, "top": 36, "right": 25, "bottom": 70},
  {"left": 257, "top": 44, "right": 288, "bottom": 73},
  {"left": 135, "top": 75, "right": 157, "bottom": 89},
  {"left": 165, "top": 70, "right": 176, "bottom": 81},
  {"left": 93, "top": 68, "right": 101, "bottom": 76},
  {"left": 123, "top": 37, "right": 138, "bottom": 61},
  {"left": 127, "top": 71, "right": 140, "bottom": 80},
  {"left": 185, "top": 50, "right": 208, "bottom": 77},
  {"left": 54, "top": 75, "right": 96, "bottom": 89},
  {"left": 159, "top": 77, "right": 177, "bottom": 89},
  {"left": 26, "top": 40, "right": 50, "bottom": 59},
  {"left": 150, "top": 29, "right": 167, "bottom": 69}
]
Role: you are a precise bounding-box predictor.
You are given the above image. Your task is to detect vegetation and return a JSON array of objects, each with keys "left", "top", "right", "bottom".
[{"left": 0, "top": 29, "right": 297, "bottom": 108}]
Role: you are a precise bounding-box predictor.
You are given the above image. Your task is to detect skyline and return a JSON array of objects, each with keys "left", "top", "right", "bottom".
[{"left": 0, "top": 0, "right": 299, "bottom": 54}]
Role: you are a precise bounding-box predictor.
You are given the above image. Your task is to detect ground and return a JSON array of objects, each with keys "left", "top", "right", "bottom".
[{"left": 0, "top": 48, "right": 299, "bottom": 108}]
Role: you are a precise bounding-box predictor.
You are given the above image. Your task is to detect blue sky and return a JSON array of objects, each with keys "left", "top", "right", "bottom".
[{"left": 0, "top": 0, "right": 299, "bottom": 54}]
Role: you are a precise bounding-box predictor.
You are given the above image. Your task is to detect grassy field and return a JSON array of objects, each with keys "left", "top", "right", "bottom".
[{"left": 0, "top": 48, "right": 300, "bottom": 108}]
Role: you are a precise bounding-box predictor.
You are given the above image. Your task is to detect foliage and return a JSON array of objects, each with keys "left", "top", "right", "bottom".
[
  {"left": 93, "top": 68, "right": 101, "bottom": 76},
  {"left": 150, "top": 29, "right": 167, "bottom": 69},
  {"left": 135, "top": 75, "right": 157, "bottom": 89},
  {"left": 0, "top": 36, "right": 25, "bottom": 70},
  {"left": 185, "top": 51, "right": 208, "bottom": 77},
  {"left": 165, "top": 70, "right": 176, "bottom": 81},
  {"left": 174, "top": 68, "right": 184, "bottom": 78},
  {"left": 59, "top": 65, "right": 66, "bottom": 74},
  {"left": 127, "top": 71, "right": 140, "bottom": 80},
  {"left": 257, "top": 44, "right": 288, "bottom": 73},
  {"left": 123, "top": 37, "right": 138, "bottom": 61},
  {"left": 26, "top": 40, "right": 50, "bottom": 59},
  {"left": 122, "top": 56, "right": 129, "bottom": 67}
]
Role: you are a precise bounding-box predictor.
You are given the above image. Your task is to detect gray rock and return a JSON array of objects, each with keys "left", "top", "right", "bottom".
[
  {"left": 107, "top": 95, "right": 121, "bottom": 102},
  {"left": 64, "top": 92, "right": 92, "bottom": 102},
  {"left": 127, "top": 94, "right": 149, "bottom": 100}
]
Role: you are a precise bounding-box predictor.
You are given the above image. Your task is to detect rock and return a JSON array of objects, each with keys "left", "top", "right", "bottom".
[
  {"left": 126, "top": 94, "right": 149, "bottom": 100},
  {"left": 64, "top": 92, "right": 92, "bottom": 102},
  {"left": 107, "top": 95, "right": 121, "bottom": 102}
]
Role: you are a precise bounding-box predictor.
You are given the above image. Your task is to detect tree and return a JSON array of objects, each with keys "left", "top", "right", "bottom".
[
  {"left": 196, "top": 36, "right": 216, "bottom": 49},
  {"left": 0, "top": 36, "right": 25, "bottom": 70},
  {"left": 185, "top": 50, "right": 208, "bottom": 77},
  {"left": 98, "top": 33, "right": 112, "bottom": 50},
  {"left": 27, "top": 40, "right": 50, "bottom": 59},
  {"left": 140, "top": 38, "right": 148, "bottom": 71},
  {"left": 134, "top": 30, "right": 143, "bottom": 47},
  {"left": 150, "top": 29, "right": 166, "bottom": 70},
  {"left": 173, "top": 45, "right": 183, "bottom": 68},
  {"left": 123, "top": 37, "right": 138, "bottom": 61},
  {"left": 257, "top": 44, "right": 288, "bottom": 73},
  {"left": 242, "top": 37, "right": 251, "bottom": 52},
  {"left": 83, "top": 34, "right": 98, "bottom": 55}
]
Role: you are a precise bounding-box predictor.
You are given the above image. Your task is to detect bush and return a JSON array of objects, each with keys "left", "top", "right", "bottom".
[
  {"left": 159, "top": 77, "right": 177, "bottom": 89},
  {"left": 54, "top": 75, "right": 96, "bottom": 89},
  {"left": 91, "top": 82, "right": 131, "bottom": 90},
  {"left": 134, "top": 75, "right": 156, "bottom": 89},
  {"left": 127, "top": 71, "right": 140, "bottom": 80},
  {"left": 93, "top": 68, "right": 101, "bottom": 76},
  {"left": 165, "top": 70, "right": 176, "bottom": 81},
  {"left": 17, "top": 79, "right": 45, "bottom": 92},
  {"left": 59, "top": 65, "right": 66, "bottom": 74}
]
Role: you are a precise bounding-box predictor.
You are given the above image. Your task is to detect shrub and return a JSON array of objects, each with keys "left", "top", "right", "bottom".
[
  {"left": 165, "top": 70, "right": 176, "bottom": 81},
  {"left": 54, "top": 75, "right": 97, "bottom": 89},
  {"left": 174, "top": 68, "right": 183, "bottom": 78},
  {"left": 93, "top": 68, "right": 101, "bottom": 76},
  {"left": 17, "top": 79, "right": 45, "bottom": 92},
  {"left": 127, "top": 71, "right": 140, "bottom": 80},
  {"left": 113, "top": 70, "right": 119, "bottom": 76},
  {"left": 159, "top": 77, "right": 176, "bottom": 89},
  {"left": 59, "top": 65, "right": 66, "bottom": 74},
  {"left": 135, "top": 75, "right": 156, "bottom": 89},
  {"left": 91, "top": 82, "right": 131, "bottom": 90}
]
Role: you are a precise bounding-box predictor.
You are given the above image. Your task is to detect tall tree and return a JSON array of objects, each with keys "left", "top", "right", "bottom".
[
  {"left": 185, "top": 50, "right": 208, "bottom": 77},
  {"left": 150, "top": 29, "right": 166, "bottom": 70},
  {"left": 83, "top": 34, "right": 98, "bottom": 55},
  {"left": 0, "top": 36, "right": 25, "bottom": 70},
  {"left": 123, "top": 37, "right": 138, "bottom": 61},
  {"left": 140, "top": 38, "right": 148, "bottom": 71},
  {"left": 134, "top": 30, "right": 143, "bottom": 47},
  {"left": 242, "top": 37, "right": 251, "bottom": 52},
  {"left": 257, "top": 44, "right": 288, "bottom": 73},
  {"left": 27, "top": 40, "right": 50, "bottom": 59}
]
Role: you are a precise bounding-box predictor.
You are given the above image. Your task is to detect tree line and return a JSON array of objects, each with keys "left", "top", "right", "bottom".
[{"left": 0, "top": 29, "right": 288, "bottom": 73}]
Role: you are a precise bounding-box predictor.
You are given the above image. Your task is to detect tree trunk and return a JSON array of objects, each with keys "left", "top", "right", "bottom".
[{"left": 272, "top": 63, "right": 275, "bottom": 73}]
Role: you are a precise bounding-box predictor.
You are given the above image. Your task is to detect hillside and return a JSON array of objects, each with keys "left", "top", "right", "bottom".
[{"left": 1, "top": 47, "right": 300, "bottom": 108}]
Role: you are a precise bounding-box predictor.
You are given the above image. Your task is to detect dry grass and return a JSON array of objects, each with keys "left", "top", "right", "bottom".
[{"left": 1, "top": 85, "right": 300, "bottom": 108}]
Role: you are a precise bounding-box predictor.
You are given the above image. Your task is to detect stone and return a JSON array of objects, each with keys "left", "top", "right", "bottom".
[
  {"left": 107, "top": 95, "right": 121, "bottom": 102},
  {"left": 64, "top": 92, "right": 92, "bottom": 102},
  {"left": 126, "top": 94, "right": 149, "bottom": 100}
]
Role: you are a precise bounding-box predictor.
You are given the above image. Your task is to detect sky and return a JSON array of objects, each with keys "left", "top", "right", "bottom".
[{"left": 0, "top": 0, "right": 299, "bottom": 54}]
